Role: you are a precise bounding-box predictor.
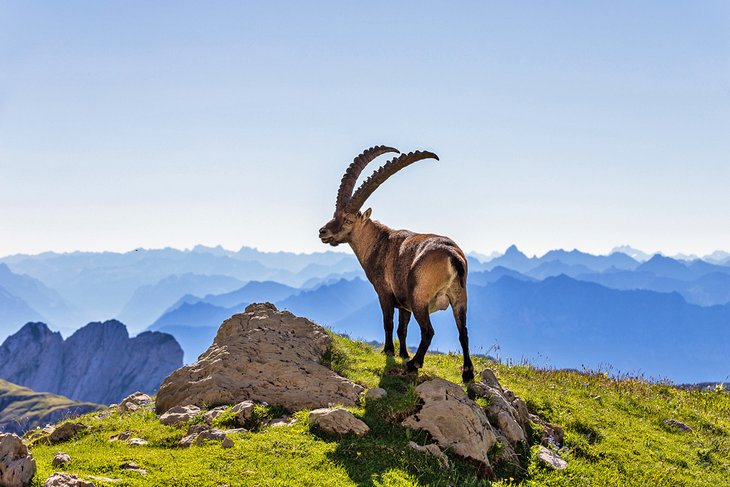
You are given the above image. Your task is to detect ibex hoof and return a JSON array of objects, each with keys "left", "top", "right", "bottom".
[
  {"left": 399, "top": 350, "right": 410, "bottom": 359},
  {"left": 461, "top": 367, "right": 475, "bottom": 383},
  {"left": 405, "top": 360, "right": 420, "bottom": 374},
  {"left": 382, "top": 348, "right": 395, "bottom": 357}
]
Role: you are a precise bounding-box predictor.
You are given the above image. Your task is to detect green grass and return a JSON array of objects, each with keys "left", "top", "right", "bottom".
[{"left": 26, "top": 334, "right": 730, "bottom": 486}]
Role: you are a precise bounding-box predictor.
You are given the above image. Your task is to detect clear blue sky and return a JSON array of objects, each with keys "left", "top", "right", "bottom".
[{"left": 1, "top": 2, "right": 728, "bottom": 257}]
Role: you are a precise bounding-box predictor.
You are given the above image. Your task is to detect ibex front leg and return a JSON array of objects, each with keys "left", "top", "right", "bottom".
[
  {"left": 379, "top": 296, "right": 396, "bottom": 356},
  {"left": 397, "top": 308, "right": 411, "bottom": 359}
]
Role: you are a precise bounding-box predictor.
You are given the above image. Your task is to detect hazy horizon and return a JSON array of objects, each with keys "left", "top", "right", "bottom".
[
  {"left": 2, "top": 2, "right": 728, "bottom": 258},
  {"left": 1, "top": 242, "right": 727, "bottom": 262}
]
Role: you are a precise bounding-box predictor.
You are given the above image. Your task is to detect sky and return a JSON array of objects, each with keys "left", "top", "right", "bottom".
[{"left": 1, "top": 1, "right": 729, "bottom": 258}]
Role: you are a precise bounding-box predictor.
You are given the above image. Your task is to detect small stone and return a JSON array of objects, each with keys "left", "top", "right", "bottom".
[
  {"left": 537, "top": 445, "right": 568, "bottom": 470},
  {"left": 308, "top": 408, "right": 369, "bottom": 436},
  {"left": 108, "top": 431, "right": 131, "bottom": 442},
  {"left": 363, "top": 388, "right": 387, "bottom": 400},
  {"left": 202, "top": 406, "right": 228, "bottom": 424},
  {"left": 127, "top": 438, "right": 148, "bottom": 446},
  {"left": 230, "top": 400, "right": 255, "bottom": 425},
  {"left": 118, "top": 392, "right": 152, "bottom": 413},
  {"left": 52, "top": 452, "right": 71, "bottom": 467},
  {"left": 479, "top": 368, "right": 502, "bottom": 390},
  {"left": 159, "top": 405, "right": 201, "bottom": 426},
  {"left": 408, "top": 441, "right": 449, "bottom": 467},
  {"left": 223, "top": 428, "right": 248, "bottom": 435},
  {"left": 665, "top": 419, "right": 692, "bottom": 432},
  {"left": 221, "top": 437, "right": 234, "bottom": 448},
  {"left": 46, "top": 422, "right": 88, "bottom": 445},
  {"left": 44, "top": 472, "right": 95, "bottom": 487},
  {"left": 121, "top": 461, "right": 147, "bottom": 475},
  {"left": 269, "top": 416, "right": 296, "bottom": 427}
]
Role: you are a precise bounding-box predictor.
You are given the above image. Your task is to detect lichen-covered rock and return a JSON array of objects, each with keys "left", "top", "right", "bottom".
[
  {"left": 402, "top": 378, "right": 497, "bottom": 478},
  {"left": 202, "top": 406, "right": 228, "bottom": 424},
  {"left": 51, "top": 452, "right": 71, "bottom": 467},
  {"left": 38, "top": 422, "right": 88, "bottom": 445},
  {"left": 127, "top": 438, "right": 148, "bottom": 446},
  {"left": 0, "top": 433, "right": 36, "bottom": 487},
  {"left": 178, "top": 425, "right": 231, "bottom": 448},
  {"left": 230, "top": 401, "right": 255, "bottom": 425},
  {"left": 43, "top": 472, "right": 94, "bottom": 487},
  {"left": 308, "top": 408, "right": 369, "bottom": 436},
  {"left": 159, "top": 405, "right": 201, "bottom": 426},
  {"left": 155, "top": 303, "right": 364, "bottom": 413},
  {"left": 118, "top": 392, "right": 151, "bottom": 413}
]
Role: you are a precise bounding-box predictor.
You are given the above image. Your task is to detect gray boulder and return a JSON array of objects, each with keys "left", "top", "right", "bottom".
[
  {"left": 155, "top": 303, "right": 364, "bottom": 413},
  {"left": 402, "top": 378, "right": 497, "bottom": 478},
  {"left": 159, "top": 405, "right": 201, "bottom": 426},
  {"left": 308, "top": 408, "right": 369, "bottom": 436}
]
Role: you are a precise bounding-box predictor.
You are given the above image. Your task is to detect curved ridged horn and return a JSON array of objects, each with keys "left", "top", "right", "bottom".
[
  {"left": 346, "top": 150, "right": 439, "bottom": 214},
  {"left": 336, "top": 146, "right": 400, "bottom": 212}
]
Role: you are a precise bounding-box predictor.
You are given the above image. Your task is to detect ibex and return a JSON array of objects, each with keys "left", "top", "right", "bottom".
[{"left": 319, "top": 146, "right": 474, "bottom": 382}]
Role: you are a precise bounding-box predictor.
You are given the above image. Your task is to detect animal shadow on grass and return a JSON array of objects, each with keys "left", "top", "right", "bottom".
[{"left": 322, "top": 355, "right": 486, "bottom": 486}]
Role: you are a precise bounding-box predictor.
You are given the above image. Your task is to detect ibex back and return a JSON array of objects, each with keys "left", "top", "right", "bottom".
[{"left": 319, "top": 146, "right": 474, "bottom": 382}]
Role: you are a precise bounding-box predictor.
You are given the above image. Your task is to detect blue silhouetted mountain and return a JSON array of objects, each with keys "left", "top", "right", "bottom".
[
  {"left": 458, "top": 276, "right": 730, "bottom": 383},
  {"left": 540, "top": 249, "right": 638, "bottom": 272},
  {"left": 0, "top": 264, "right": 81, "bottom": 329},
  {"left": 525, "top": 261, "right": 594, "bottom": 280},
  {"left": 469, "top": 267, "right": 535, "bottom": 286},
  {"left": 275, "top": 278, "right": 375, "bottom": 326},
  {"left": 635, "top": 255, "right": 695, "bottom": 281},
  {"left": 116, "top": 273, "right": 245, "bottom": 332},
  {"left": 0, "top": 285, "right": 44, "bottom": 340},
  {"left": 182, "top": 281, "right": 300, "bottom": 310},
  {"left": 484, "top": 245, "right": 537, "bottom": 273},
  {"left": 0, "top": 247, "right": 358, "bottom": 322}
]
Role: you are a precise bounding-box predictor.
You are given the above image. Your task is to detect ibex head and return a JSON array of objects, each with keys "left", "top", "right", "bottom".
[{"left": 319, "top": 146, "right": 439, "bottom": 246}]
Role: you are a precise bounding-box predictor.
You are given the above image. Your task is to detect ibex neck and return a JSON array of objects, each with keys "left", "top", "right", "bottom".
[{"left": 348, "top": 219, "right": 389, "bottom": 267}]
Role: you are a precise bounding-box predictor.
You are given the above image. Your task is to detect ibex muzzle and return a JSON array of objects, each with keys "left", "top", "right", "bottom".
[{"left": 319, "top": 146, "right": 474, "bottom": 382}]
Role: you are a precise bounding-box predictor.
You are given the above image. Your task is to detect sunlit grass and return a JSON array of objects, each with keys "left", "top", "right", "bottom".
[{"left": 26, "top": 333, "right": 730, "bottom": 486}]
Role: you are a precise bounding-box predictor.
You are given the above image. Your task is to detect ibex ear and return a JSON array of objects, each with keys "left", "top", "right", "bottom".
[{"left": 361, "top": 208, "right": 372, "bottom": 220}]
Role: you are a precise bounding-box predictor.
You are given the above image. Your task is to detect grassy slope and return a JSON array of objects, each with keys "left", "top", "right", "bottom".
[
  {"left": 0, "top": 379, "right": 103, "bottom": 434},
  {"left": 27, "top": 335, "right": 730, "bottom": 486}
]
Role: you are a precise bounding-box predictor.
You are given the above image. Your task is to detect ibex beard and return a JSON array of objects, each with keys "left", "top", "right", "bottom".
[{"left": 319, "top": 146, "right": 474, "bottom": 382}]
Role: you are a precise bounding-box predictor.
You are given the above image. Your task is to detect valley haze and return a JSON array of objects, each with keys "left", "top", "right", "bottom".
[{"left": 1, "top": 244, "right": 728, "bottom": 386}]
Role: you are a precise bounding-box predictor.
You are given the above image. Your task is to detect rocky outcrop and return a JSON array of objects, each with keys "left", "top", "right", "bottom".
[
  {"left": 402, "top": 378, "right": 497, "bottom": 478},
  {"left": 0, "top": 321, "right": 183, "bottom": 405},
  {"left": 0, "top": 433, "right": 36, "bottom": 487},
  {"left": 403, "top": 369, "right": 564, "bottom": 479},
  {"left": 155, "top": 303, "right": 363, "bottom": 413},
  {"left": 0, "top": 379, "right": 103, "bottom": 435},
  {"left": 308, "top": 408, "right": 369, "bottom": 436},
  {"left": 118, "top": 392, "right": 152, "bottom": 413}
]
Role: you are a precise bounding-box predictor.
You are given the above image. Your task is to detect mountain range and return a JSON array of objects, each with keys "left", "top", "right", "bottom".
[{"left": 1, "top": 244, "right": 729, "bottom": 384}]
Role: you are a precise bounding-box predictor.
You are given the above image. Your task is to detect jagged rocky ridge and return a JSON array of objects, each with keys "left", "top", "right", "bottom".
[{"left": 0, "top": 320, "right": 183, "bottom": 405}]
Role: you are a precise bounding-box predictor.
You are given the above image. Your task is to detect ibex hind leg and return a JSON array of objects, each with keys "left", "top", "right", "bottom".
[
  {"left": 406, "top": 306, "right": 434, "bottom": 373},
  {"left": 449, "top": 288, "right": 473, "bottom": 382}
]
